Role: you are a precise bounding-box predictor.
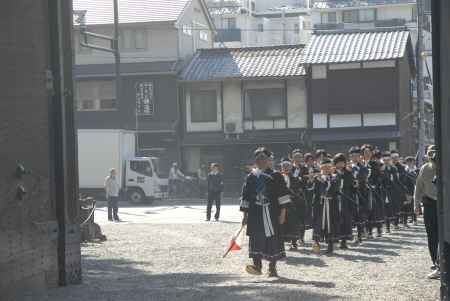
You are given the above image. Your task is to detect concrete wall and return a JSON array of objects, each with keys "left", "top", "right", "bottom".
[
  {"left": 178, "top": 0, "right": 214, "bottom": 60},
  {"left": 1, "top": 1, "right": 80, "bottom": 298},
  {"left": 75, "top": 24, "right": 179, "bottom": 65}
]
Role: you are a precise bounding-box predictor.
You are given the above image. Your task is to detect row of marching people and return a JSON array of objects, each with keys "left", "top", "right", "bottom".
[
  {"left": 239, "top": 145, "right": 419, "bottom": 277},
  {"left": 280, "top": 145, "right": 418, "bottom": 254}
]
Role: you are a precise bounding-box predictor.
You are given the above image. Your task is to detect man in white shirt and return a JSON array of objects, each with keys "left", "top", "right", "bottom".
[
  {"left": 169, "top": 162, "right": 184, "bottom": 197},
  {"left": 105, "top": 168, "right": 121, "bottom": 222}
]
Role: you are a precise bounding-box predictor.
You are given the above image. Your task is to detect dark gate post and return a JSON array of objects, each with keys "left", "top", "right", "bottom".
[
  {"left": 431, "top": 0, "right": 450, "bottom": 299},
  {"left": 48, "top": 0, "right": 81, "bottom": 285}
]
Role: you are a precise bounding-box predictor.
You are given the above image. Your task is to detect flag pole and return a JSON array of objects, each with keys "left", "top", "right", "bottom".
[{"left": 223, "top": 224, "right": 246, "bottom": 258}]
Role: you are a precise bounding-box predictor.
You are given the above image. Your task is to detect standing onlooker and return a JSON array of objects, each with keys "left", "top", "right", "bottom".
[
  {"left": 415, "top": 145, "right": 439, "bottom": 279},
  {"left": 206, "top": 163, "right": 224, "bottom": 222},
  {"left": 197, "top": 164, "right": 208, "bottom": 198},
  {"left": 105, "top": 168, "right": 121, "bottom": 222},
  {"left": 169, "top": 162, "right": 184, "bottom": 197}
]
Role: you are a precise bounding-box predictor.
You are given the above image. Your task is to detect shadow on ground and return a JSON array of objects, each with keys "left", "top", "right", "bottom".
[{"left": 39, "top": 255, "right": 341, "bottom": 301}]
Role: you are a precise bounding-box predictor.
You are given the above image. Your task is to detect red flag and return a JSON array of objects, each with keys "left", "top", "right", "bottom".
[{"left": 223, "top": 225, "right": 246, "bottom": 258}]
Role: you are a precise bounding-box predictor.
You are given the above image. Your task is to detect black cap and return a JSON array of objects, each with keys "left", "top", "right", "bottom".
[
  {"left": 390, "top": 149, "right": 400, "bottom": 155},
  {"left": 315, "top": 149, "right": 327, "bottom": 158},
  {"left": 320, "top": 158, "right": 332, "bottom": 165},
  {"left": 333, "top": 153, "right": 347, "bottom": 165},
  {"left": 291, "top": 149, "right": 302, "bottom": 156},
  {"left": 372, "top": 150, "right": 382, "bottom": 159},
  {"left": 304, "top": 153, "right": 314, "bottom": 161},
  {"left": 382, "top": 151, "right": 391, "bottom": 158},
  {"left": 405, "top": 156, "right": 415, "bottom": 162},
  {"left": 349, "top": 146, "right": 361, "bottom": 155},
  {"left": 254, "top": 147, "right": 271, "bottom": 159}
]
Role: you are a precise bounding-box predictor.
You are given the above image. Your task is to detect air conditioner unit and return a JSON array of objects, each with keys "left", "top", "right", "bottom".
[{"left": 225, "top": 122, "right": 237, "bottom": 134}]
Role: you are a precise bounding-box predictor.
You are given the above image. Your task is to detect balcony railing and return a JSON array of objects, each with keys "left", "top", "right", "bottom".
[
  {"left": 215, "top": 29, "right": 242, "bottom": 43},
  {"left": 313, "top": 23, "right": 345, "bottom": 30},
  {"left": 375, "top": 18, "right": 407, "bottom": 27}
]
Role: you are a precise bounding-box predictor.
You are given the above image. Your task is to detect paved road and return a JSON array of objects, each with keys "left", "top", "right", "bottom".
[
  {"left": 94, "top": 203, "right": 242, "bottom": 225},
  {"left": 37, "top": 204, "right": 439, "bottom": 301}
]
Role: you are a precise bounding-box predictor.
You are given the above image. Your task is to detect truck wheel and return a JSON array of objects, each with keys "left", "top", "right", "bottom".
[{"left": 128, "top": 189, "right": 145, "bottom": 204}]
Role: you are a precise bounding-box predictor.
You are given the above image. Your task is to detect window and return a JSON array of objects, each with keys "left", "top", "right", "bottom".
[
  {"left": 120, "top": 28, "right": 147, "bottom": 50},
  {"left": 360, "top": 9, "right": 375, "bottom": 22},
  {"left": 135, "top": 29, "right": 147, "bottom": 49},
  {"left": 81, "top": 99, "right": 95, "bottom": 111},
  {"left": 190, "top": 90, "right": 217, "bottom": 122},
  {"left": 100, "top": 99, "right": 116, "bottom": 110},
  {"left": 199, "top": 30, "right": 208, "bottom": 41},
  {"left": 183, "top": 24, "right": 192, "bottom": 36},
  {"left": 321, "top": 12, "right": 336, "bottom": 24},
  {"left": 77, "top": 80, "right": 117, "bottom": 111},
  {"left": 245, "top": 88, "right": 284, "bottom": 120},
  {"left": 130, "top": 160, "right": 153, "bottom": 177},
  {"left": 258, "top": 24, "right": 264, "bottom": 32},
  {"left": 328, "top": 12, "right": 337, "bottom": 23},
  {"left": 343, "top": 10, "right": 359, "bottom": 23},
  {"left": 294, "top": 23, "right": 300, "bottom": 34},
  {"left": 226, "top": 18, "right": 237, "bottom": 29}
]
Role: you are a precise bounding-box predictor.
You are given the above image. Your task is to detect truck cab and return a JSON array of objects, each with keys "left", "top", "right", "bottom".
[{"left": 125, "top": 157, "right": 167, "bottom": 204}]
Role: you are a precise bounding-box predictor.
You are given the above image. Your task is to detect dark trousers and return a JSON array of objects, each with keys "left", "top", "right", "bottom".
[
  {"left": 108, "top": 196, "right": 119, "bottom": 219},
  {"left": 423, "top": 197, "right": 439, "bottom": 265},
  {"left": 207, "top": 191, "right": 221, "bottom": 220},
  {"left": 169, "top": 179, "right": 180, "bottom": 197}
]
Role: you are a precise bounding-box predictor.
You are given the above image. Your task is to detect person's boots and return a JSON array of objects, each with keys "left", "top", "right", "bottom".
[
  {"left": 377, "top": 226, "right": 383, "bottom": 237},
  {"left": 312, "top": 241, "right": 321, "bottom": 253},
  {"left": 340, "top": 240, "right": 349, "bottom": 250},
  {"left": 108, "top": 207, "right": 113, "bottom": 222},
  {"left": 326, "top": 242, "right": 334, "bottom": 254},
  {"left": 290, "top": 239, "right": 298, "bottom": 251},
  {"left": 245, "top": 258, "right": 262, "bottom": 275},
  {"left": 268, "top": 261, "right": 278, "bottom": 278}
]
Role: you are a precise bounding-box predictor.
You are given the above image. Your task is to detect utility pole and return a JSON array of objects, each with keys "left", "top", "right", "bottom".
[
  {"left": 113, "top": 0, "right": 121, "bottom": 124},
  {"left": 416, "top": 0, "right": 426, "bottom": 164}
]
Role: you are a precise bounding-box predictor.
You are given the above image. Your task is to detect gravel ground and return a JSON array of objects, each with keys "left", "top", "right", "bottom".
[{"left": 38, "top": 218, "right": 439, "bottom": 301}]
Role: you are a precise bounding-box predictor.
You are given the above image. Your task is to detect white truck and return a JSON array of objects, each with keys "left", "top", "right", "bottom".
[{"left": 78, "top": 129, "right": 167, "bottom": 204}]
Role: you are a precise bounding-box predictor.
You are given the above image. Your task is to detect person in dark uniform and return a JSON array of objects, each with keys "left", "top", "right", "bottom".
[
  {"left": 302, "top": 152, "right": 319, "bottom": 244},
  {"left": 350, "top": 146, "right": 370, "bottom": 244},
  {"left": 206, "top": 163, "right": 224, "bottom": 222},
  {"left": 334, "top": 153, "right": 354, "bottom": 250},
  {"left": 280, "top": 158, "right": 303, "bottom": 250},
  {"left": 382, "top": 152, "right": 400, "bottom": 233},
  {"left": 403, "top": 156, "right": 418, "bottom": 226},
  {"left": 391, "top": 150, "right": 409, "bottom": 229},
  {"left": 311, "top": 158, "right": 341, "bottom": 254},
  {"left": 367, "top": 150, "right": 385, "bottom": 238},
  {"left": 290, "top": 149, "right": 308, "bottom": 246},
  {"left": 240, "top": 147, "right": 291, "bottom": 278}
]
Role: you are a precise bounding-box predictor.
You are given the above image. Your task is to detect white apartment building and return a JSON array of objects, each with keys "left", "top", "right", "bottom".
[{"left": 206, "top": 0, "right": 312, "bottom": 47}]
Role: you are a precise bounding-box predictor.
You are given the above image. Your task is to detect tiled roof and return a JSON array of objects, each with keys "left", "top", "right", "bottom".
[
  {"left": 302, "top": 30, "right": 411, "bottom": 64},
  {"left": 73, "top": 0, "right": 190, "bottom": 25},
  {"left": 180, "top": 45, "right": 305, "bottom": 81}
]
